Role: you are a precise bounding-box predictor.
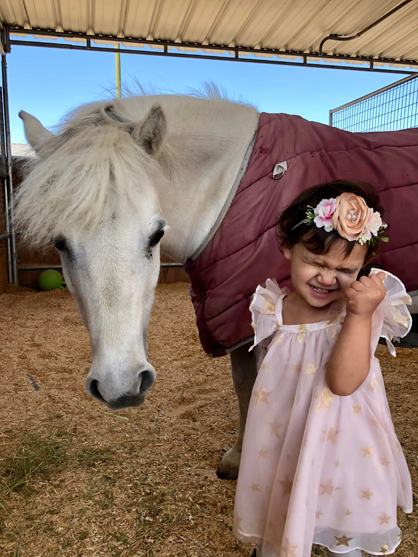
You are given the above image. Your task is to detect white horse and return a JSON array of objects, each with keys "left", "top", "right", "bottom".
[
  {"left": 15, "top": 94, "right": 418, "bottom": 481},
  {"left": 16, "top": 94, "right": 260, "bottom": 479}
]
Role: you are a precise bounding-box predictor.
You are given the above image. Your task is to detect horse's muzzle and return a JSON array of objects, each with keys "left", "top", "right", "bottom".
[{"left": 86, "top": 368, "right": 156, "bottom": 410}]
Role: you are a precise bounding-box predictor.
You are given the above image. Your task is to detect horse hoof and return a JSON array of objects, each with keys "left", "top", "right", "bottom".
[
  {"left": 216, "top": 446, "right": 240, "bottom": 480},
  {"left": 216, "top": 465, "right": 238, "bottom": 481}
]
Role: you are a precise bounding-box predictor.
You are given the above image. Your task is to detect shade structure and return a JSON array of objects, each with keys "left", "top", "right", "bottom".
[{"left": 2, "top": 0, "right": 418, "bottom": 69}]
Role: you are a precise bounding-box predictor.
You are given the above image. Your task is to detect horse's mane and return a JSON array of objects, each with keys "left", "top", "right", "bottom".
[
  {"left": 14, "top": 104, "right": 155, "bottom": 246},
  {"left": 14, "top": 92, "right": 257, "bottom": 247}
]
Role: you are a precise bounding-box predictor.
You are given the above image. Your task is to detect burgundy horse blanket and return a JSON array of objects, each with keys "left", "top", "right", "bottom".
[{"left": 185, "top": 113, "right": 418, "bottom": 357}]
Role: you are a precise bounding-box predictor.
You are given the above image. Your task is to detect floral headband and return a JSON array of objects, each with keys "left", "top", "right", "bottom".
[{"left": 292, "top": 192, "right": 388, "bottom": 246}]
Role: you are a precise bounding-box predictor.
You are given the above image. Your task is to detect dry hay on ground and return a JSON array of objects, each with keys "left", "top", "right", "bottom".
[{"left": 0, "top": 284, "right": 417, "bottom": 557}]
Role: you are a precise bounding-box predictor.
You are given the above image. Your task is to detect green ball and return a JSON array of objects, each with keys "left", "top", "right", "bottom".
[{"left": 38, "top": 269, "right": 67, "bottom": 291}]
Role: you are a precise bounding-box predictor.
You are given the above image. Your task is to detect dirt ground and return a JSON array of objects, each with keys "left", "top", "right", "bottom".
[{"left": 0, "top": 284, "right": 417, "bottom": 557}]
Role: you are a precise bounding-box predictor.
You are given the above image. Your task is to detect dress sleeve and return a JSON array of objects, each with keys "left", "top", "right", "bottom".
[
  {"left": 369, "top": 268, "right": 413, "bottom": 356},
  {"left": 249, "top": 278, "right": 288, "bottom": 351}
]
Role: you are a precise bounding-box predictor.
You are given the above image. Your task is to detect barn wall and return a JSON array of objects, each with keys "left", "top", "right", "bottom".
[
  {"left": 0, "top": 178, "right": 8, "bottom": 293},
  {"left": 16, "top": 249, "right": 189, "bottom": 289}
]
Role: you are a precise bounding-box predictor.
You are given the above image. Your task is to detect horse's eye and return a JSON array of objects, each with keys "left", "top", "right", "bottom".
[
  {"left": 148, "top": 229, "right": 164, "bottom": 248},
  {"left": 54, "top": 238, "right": 68, "bottom": 251}
]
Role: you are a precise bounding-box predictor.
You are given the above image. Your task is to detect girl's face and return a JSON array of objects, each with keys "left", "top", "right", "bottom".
[{"left": 283, "top": 240, "right": 368, "bottom": 309}]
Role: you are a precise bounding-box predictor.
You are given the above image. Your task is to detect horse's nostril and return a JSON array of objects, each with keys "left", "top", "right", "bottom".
[
  {"left": 87, "top": 378, "right": 105, "bottom": 403},
  {"left": 139, "top": 369, "right": 156, "bottom": 394}
]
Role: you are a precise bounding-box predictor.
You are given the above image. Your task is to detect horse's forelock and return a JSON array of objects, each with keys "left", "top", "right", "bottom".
[{"left": 14, "top": 112, "right": 158, "bottom": 247}]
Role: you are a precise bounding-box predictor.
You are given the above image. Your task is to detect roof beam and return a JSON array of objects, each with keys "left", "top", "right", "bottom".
[{"left": 7, "top": 26, "right": 418, "bottom": 74}]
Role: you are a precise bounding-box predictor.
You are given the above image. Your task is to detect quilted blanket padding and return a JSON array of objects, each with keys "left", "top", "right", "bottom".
[{"left": 185, "top": 113, "right": 418, "bottom": 357}]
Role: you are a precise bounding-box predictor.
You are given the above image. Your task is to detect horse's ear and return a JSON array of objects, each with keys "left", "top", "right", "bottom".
[
  {"left": 19, "top": 111, "right": 55, "bottom": 154},
  {"left": 132, "top": 104, "right": 166, "bottom": 156}
]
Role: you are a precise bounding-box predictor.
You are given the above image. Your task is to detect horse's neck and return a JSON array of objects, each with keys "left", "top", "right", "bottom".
[{"left": 143, "top": 97, "right": 259, "bottom": 262}]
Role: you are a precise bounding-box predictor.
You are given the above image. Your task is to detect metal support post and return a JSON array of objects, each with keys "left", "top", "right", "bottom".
[
  {"left": 1, "top": 27, "right": 18, "bottom": 284},
  {"left": 115, "top": 43, "right": 121, "bottom": 98}
]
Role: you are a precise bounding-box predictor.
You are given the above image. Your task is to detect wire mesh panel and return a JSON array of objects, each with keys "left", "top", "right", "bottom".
[{"left": 330, "top": 75, "right": 418, "bottom": 132}]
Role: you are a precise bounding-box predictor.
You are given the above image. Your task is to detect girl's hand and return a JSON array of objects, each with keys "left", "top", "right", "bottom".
[{"left": 345, "top": 271, "right": 386, "bottom": 318}]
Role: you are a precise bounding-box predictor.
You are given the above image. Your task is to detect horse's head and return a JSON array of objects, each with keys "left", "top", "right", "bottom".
[{"left": 16, "top": 103, "right": 168, "bottom": 410}]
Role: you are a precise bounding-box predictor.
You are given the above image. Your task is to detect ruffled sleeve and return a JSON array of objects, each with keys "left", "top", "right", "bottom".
[
  {"left": 249, "top": 278, "right": 289, "bottom": 351},
  {"left": 370, "top": 268, "right": 413, "bottom": 356}
]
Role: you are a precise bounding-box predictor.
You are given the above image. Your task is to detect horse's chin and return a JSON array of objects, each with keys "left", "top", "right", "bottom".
[
  {"left": 104, "top": 393, "right": 147, "bottom": 410},
  {"left": 87, "top": 379, "right": 147, "bottom": 410}
]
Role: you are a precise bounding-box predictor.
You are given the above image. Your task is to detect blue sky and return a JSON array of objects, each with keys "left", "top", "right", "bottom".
[{"left": 8, "top": 38, "right": 405, "bottom": 144}]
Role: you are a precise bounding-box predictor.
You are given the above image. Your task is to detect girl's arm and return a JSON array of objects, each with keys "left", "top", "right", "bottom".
[{"left": 326, "top": 272, "right": 386, "bottom": 396}]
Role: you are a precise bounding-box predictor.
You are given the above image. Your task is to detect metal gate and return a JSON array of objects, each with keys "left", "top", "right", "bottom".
[{"left": 329, "top": 74, "right": 418, "bottom": 132}]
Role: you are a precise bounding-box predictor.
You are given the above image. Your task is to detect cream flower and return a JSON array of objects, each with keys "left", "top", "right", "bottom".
[{"left": 367, "top": 210, "right": 383, "bottom": 236}]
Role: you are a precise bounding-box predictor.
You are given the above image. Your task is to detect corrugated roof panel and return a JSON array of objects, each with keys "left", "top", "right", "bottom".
[
  {"left": 207, "top": 0, "right": 260, "bottom": 46},
  {"left": 94, "top": 0, "right": 123, "bottom": 36},
  {"left": 3, "top": 0, "right": 418, "bottom": 68},
  {"left": 356, "top": 10, "right": 418, "bottom": 60},
  {"left": 2, "top": 0, "right": 28, "bottom": 28},
  {"left": 58, "top": 0, "right": 88, "bottom": 34},
  {"left": 281, "top": 0, "right": 367, "bottom": 52},
  {"left": 253, "top": 0, "right": 312, "bottom": 51},
  {"left": 329, "top": 2, "right": 417, "bottom": 58},
  {"left": 155, "top": 0, "right": 191, "bottom": 41},
  {"left": 181, "top": 0, "right": 237, "bottom": 45},
  {"left": 227, "top": 0, "right": 289, "bottom": 48},
  {"left": 123, "top": 0, "right": 156, "bottom": 39}
]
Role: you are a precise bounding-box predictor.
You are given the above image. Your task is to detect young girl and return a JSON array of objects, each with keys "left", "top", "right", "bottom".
[{"left": 234, "top": 180, "right": 412, "bottom": 557}]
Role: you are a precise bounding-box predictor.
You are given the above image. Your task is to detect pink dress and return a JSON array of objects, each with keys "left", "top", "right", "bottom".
[{"left": 234, "top": 270, "right": 412, "bottom": 557}]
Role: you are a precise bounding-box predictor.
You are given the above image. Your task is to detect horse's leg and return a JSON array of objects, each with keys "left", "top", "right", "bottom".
[{"left": 216, "top": 342, "right": 257, "bottom": 480}]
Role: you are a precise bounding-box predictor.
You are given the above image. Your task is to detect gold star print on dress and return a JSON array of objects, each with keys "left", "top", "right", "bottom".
[
  {"left": 391, "top": 306, "right": 411, "bottom": 328},
  {"left": 281, "top": 537, "right": 299, "bottom": 557},
  {"left": 316, "top": 387, "right": 335, "bottom": 412},
  {"left": 352, "top": 402, "right": 362, "bottom": 415},
  {"left": 360, "top": 488, "right": 373, "bottom": 500},
  {"left": 367, "top": 379, "right": 380, "bottom": 392},
  {"left": 249, "top": 483, "right": 261, "bottom": 493},
  {"left": 330, "top": 328, "right": 338, "bottom": 338},
  {"left": 234, "top": 276, "right": 413, "bottom": 557},
  {"left": 263, "top": 300, "right": 275, "bottom": 313},
  {"left": 267, "top": 418, "right": 282, "bottom": 438},
  {"left": 323, "top": 425, "right": 341, "bottom": 444},
  {"left": 258, "top": 448, "right": 267, "bottom": 459},
  {"left": 334, "top": 535, "right": 353, "bottom": 547},
  {"left": 378, "top": 512, "right": 391, "bottom": 525},
  {"left": 305, "top": 362, "right": 318, "bottom": 375},
  {"left": 261, "top": 361, "right": 270, "bottom": 372},
  {"left": 254, "top": 386, "right": 273, "bottom": 405},
  {"left": 319, "top": 478, "right": 338, "bottom": 497},
  {"left": 297, "top": 324, "right": 307, "bottom": 343},
  {"left": 361, "top": 444, "right": 373, "bottom": 457}
]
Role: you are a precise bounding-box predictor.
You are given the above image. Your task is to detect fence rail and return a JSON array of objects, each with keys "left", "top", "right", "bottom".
[{"left": 330, "top": 74, "right": 418, "bottom": 132}]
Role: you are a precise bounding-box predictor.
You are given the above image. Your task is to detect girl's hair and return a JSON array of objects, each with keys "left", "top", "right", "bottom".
[{"left": 277, "top": 179, "right": 385, "bottom": 262}]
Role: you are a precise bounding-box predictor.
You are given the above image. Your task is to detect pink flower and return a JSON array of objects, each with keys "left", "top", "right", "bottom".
[{"left": 313, "top": 198, "right": 337, "bottom": 232}]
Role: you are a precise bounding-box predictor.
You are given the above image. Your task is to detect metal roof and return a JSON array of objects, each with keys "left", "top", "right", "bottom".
[{"left": 2, "top": 0, "right": 418, "bottom": 72}]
